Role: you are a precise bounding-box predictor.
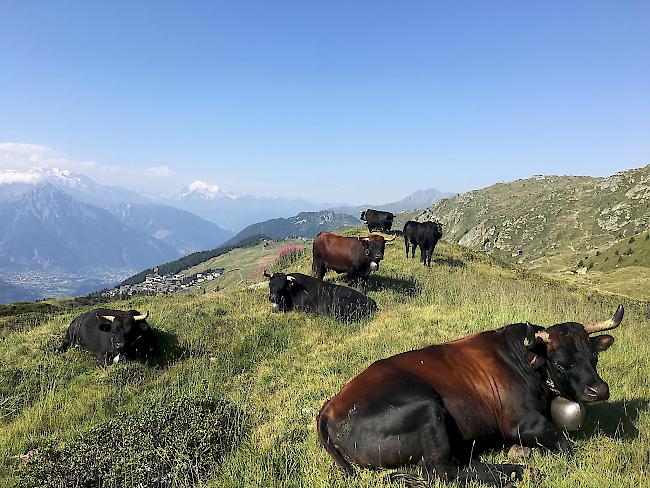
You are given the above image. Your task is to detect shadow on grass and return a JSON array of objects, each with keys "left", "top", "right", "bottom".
[
  {"left": 433, "top": 256, "right": 466, "bottom": 268},
  {"left": 578, "top": 398, "right": 649, "bottom": 441},
  {"left": 142, "top": 329, "right": 187, "bottom": 368},
  {"left": 342, "top": 274, "right": 421, "bottom": 297}
]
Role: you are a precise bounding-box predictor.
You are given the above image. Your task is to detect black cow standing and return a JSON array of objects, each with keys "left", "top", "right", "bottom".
[
  {"left": 265, "top": 271, "right": 377, "bottom": 322},
  {"left": 56, "top": 308, "right": 156, "bottom": 367},
  {"left": 360, "top": 209, "right": 394, "bottom": 233},
  {"left": 403, "top": 220, "right": 443, "bottom": 267}
]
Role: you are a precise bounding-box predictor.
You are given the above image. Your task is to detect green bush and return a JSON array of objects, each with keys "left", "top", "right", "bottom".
[{"left": 15, "top": 394, "right": 246, "bottom": 488}]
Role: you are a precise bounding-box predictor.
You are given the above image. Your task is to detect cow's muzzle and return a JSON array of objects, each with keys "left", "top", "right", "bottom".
[
  {"left": 581, "top": 381, "right": 609, "bottom": 403},
  {"left": 272, "top": 303, "right": 280, "bottom": 312},
  {"left": 370, "top": 261, "right": 379, "bottom": 271}
]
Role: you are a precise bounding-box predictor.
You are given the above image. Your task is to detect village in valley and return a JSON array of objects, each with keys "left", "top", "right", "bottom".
[{"left": 100, "top": 268, "right": 225, "bottom": 298}]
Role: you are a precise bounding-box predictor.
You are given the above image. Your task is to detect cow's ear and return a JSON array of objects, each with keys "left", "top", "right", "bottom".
[
  {"left": 524, "top": 323, "right": 547, "bottom": 368},
  {"left": 591, "top": 334, "right": 614, "bottom": 352},
  {"left": 524, "top": 322, "right": 546, "bottom": 349}
]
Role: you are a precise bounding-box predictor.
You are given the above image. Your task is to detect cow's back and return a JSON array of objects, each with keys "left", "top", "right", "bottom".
[
  {"left": 328, "top": 329, "right": 520, "bottom": 440},
  {"left": 68, "top": 309, "right": 112, "bottom": 352},
  {"left": 289, "top": 272, "right": 376, "bottom": 320},
  {"left": 313, "top": 233, "right": 359, "bottom": 269}
]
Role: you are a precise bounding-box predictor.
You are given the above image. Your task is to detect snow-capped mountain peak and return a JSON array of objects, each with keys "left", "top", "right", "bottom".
[
  {"left": 0, "top": 165, "right": 82, "bottom": 186},
  {"left": 179, "top": 180, "right": 236, "bottom": 200},
  {"left": 0, "top": 165, "right": 150, "bottom": 206}
]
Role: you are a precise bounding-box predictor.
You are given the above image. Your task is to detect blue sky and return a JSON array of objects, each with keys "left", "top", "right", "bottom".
[{"left": 1, "top": 1, "right": 649, "bottom": 203}]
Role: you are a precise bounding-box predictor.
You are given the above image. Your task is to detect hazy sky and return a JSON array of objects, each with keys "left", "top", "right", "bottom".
[{"left": 1, "top": 1, "right": 649, "bottom": 204}]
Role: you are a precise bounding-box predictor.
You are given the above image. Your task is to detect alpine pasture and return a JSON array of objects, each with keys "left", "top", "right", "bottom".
[{"left": 1, "top": 231, "right": 649, "bottom": 488}]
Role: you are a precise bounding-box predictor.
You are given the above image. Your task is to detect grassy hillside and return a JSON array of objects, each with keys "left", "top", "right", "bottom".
[
  {"left": 420, "top": 165, "right": 650, "bottom": 300},
  {"left": 1, "top": 231, "right": 649, "bottom": 488},
  {"left": 181, "top": 238, "right": 308, "bottom": 291}
]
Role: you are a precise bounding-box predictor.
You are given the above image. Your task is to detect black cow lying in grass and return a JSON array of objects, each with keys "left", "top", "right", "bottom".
[
  {"left": 56, "top": 308, "right": 156, "bottom": 367},
  {"left": 265, "top": 271, "right": 377, "bottom": 322}
]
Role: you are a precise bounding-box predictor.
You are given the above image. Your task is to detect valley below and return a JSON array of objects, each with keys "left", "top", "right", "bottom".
[{"left": 0, "top": 268, "right": 133, "bottom": 304}]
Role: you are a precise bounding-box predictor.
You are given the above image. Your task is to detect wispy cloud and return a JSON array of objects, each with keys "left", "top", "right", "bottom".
[
  {"left": 0, "top": 142, "right": 178, "bottom": 190},
  {"left": 0, "top": 169, "right": 44, "bottom": 184},
  {"left": 145, "top": 165, "right": 175, "bottom": 178}
]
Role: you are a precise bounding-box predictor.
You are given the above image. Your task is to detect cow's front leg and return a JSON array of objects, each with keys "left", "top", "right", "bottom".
[{"left": 513, "top": 413, "right": 572, "bottom": 453}]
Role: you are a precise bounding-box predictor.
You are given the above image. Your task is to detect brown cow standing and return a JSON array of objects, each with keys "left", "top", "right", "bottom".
[
  {"left": 317, "top": 306, "right": 624, "bottom": 486},
  {"left": 312, "top": 232, "right": 394, "bottom": 280}
]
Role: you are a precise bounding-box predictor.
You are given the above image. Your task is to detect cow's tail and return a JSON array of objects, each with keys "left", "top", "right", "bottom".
[{"left": 316, "top": 405, "right": 357, "bottom": 477}]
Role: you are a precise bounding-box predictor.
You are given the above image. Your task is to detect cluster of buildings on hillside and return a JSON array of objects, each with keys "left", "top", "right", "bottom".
[{"left": 100, "top": 268, "right": 225, "bottom": 298}]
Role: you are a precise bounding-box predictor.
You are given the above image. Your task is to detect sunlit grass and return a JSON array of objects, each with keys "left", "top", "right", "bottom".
[{"left": 1, "top": 237, "right": 648, "bottom": 487}]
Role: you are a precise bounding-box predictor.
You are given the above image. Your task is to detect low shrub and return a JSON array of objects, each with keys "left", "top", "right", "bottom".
[
  {"left": 14, "top": 394, "right": 246, "bottom": 488},
  {"left": 258, "top": 245, "right": 306, "bottom": 277}
]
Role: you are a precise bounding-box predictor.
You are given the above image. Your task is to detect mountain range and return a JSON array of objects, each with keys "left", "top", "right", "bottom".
[
  {"left": 0, "top": 186, "right": 177, "bottom": 271},
  {"left": 224, "top": 211, "right": 359, "bottom": 245},
  {"left": 165, "top": 180, "right": 337, "bottom": 231},
  {"left": 106, "top": 202, "right": 233, "bottom": 256},
  {"left": 0, "top": 165, "right": 446, "bottom": 302},
  {"left": 329, "top": 187, "right": 454, "bottom": 217},
  {"left": 0, "top": 166, "right": 149, "bottom": 206}
]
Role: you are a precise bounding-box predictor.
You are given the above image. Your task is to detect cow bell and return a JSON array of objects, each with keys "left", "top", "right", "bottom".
[{"left": 550, "top": 396, "right": 586, "bottom": 431}]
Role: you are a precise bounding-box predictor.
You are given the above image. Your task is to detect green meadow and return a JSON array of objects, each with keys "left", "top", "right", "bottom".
[{"left": 1, "top": 232, "right": 649, "bottom": 487}]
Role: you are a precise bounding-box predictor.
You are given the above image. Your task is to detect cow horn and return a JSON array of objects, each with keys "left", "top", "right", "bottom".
[
  {"left": 584, "top": 304, "right": 624, "bottom": 334},
  {"left": 98, "top": 314, "right": 115, "bottom": 322},
  {"left": 133, "top": 311, "right": 149, "bottom": 322},
  {"left": 286, "top": 275, "right": 295, "bottom": 282},
  {"left": 383, "top": 233, "right": 397, "bottom": 242},
  {"left": 534, "top": 330, "right": 551, "bottom": 343},
  {"left": 263, "top": 269, "right": 272, "bottom": 278}
]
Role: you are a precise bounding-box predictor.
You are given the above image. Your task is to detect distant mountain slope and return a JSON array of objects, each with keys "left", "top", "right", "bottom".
[
  {"left": 0, "top": 186, "right": 177, "bottom": 271},
  {"left": 224, "top": 211, "right": 358, "bottom": 245},
  {"left": 166, "top": 180, "right": 337, "bottom": 231},
  {"left": 107, "top": 203, "right": 233, "bottom": 255},
  {"left": 420, "top": 165, "right": 650, "bottom": 275},
  {"left": 330, "top": 188, "right": 453, "bottom": 217}
]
